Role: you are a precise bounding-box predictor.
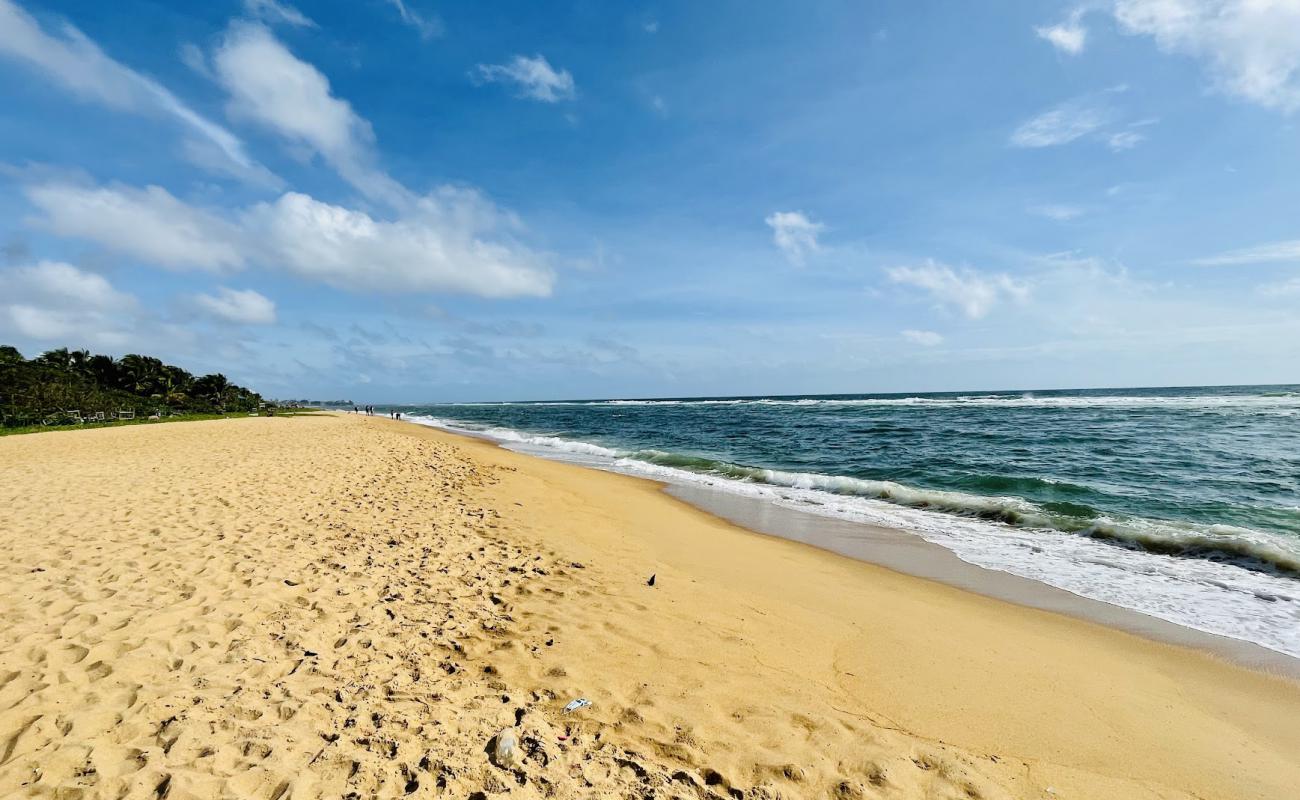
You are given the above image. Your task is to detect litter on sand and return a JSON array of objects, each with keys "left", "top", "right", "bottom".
[
  {"left": 563, "top": 697, "right": 592, "bottom": 713},
  {"left": 491, "top": 727, "right": 520, "bottom": 768}
]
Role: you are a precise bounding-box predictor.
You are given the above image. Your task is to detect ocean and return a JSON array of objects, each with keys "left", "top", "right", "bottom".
[{"left": 401, "top": 386, "right": 1300, "bottom": 658}]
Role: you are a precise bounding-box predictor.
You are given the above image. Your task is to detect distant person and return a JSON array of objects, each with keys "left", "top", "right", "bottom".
[{"left": 352, "top": 405, "right": 358, "bottom": 414}]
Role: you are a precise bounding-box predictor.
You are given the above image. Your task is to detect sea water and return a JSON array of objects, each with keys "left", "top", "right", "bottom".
[{"left": 400, "top": 386, "right": 1300, "bottom": 658}]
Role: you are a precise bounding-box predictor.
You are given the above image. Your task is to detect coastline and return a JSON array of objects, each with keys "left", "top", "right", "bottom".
[
  {"left": 664, "top": 483, "right": 1300, "bottom": 678},
  {"left": 407, "top": 413, "right": 1300, "bottom": 676},
  {"left": 2, "top": 413, "right": 1298, "bottom": 799}
]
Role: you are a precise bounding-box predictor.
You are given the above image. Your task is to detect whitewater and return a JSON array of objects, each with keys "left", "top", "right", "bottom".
[{"left": 399, "top": 386, "right": 1300, "bottom": 658}]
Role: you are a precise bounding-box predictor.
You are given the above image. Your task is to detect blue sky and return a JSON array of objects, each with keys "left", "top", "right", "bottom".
[{"left": 2, "top": 0, "right": 1299, "bottom": 401}]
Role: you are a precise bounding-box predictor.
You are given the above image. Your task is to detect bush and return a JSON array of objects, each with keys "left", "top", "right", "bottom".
[{"left": 0, "top": 346, "right": 265, "bottom": 428}]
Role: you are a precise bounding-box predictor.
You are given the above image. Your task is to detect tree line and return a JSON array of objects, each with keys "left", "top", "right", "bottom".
[{"left": 1, "top": 345, "right": 264, "bottom": 427}]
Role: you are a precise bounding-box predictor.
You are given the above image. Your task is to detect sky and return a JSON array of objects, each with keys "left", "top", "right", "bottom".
[{"left": 2, "top": 0, "right": 1300, "bottom": 402}]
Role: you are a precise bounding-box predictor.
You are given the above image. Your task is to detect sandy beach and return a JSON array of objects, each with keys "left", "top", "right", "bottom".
[{"left": 1, "top": 413, "right": 1298, "bottom": 800}]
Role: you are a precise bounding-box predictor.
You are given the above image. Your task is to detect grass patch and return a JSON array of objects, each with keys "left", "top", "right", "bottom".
[{"left": 0, "top": 410, "right": 324, "bottom": 437}]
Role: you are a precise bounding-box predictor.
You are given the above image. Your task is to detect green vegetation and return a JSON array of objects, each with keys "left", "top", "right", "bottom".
[{"left": 1, "top": 345, "right": 266, "bottom": 430}]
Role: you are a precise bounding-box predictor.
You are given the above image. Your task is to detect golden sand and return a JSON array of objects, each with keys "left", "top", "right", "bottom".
[{"left": 1, "top": 413, "right": 1297, "bottom": 799}]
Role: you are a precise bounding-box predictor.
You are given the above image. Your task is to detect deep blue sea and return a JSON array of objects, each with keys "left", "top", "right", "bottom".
[{"left": 401, "top": 386, "right": 1300, "bottom": 657}]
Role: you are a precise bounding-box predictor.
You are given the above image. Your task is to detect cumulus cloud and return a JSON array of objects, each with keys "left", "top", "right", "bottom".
[
  {"left": 473, "top": 55, "right": 576, "bottom": 102},
  {"left": 2, "top": 260, "right": 134, "bottom": 312},
  {"left": 243, "top": 0, "right": 315, "bottom": 28},
  {"left": 1193, "top": 239, "right": 1300, "bottom": 266},
  {"left": 887, "top": 260, "right": 1029, "bottom": 319},
  {"left": 212, "top": 22, "right": 404, "bottom": 203},
  {"left": 384, "top": 0, "right": 442, "bottom": 40},
  {"left": 16, "top": 21, "right": 555, "bottom": 302},
  {"left": 1113, "top": 0, "right": 1300, "bottom": 111},
  {"left": 1036, "top": 9, "right": 1088, "bottom": 54},
  {"left": 0, "top": 0, "right": 276, "bottom": 187},
  {"left": 22, "top": 178, "right": 554, "bottom": 298},
  {"left": 1010, "top": 98, "right": 1112, "bottom": 147},
  {"left": 243, "top": 191, "right": 554, "bottom": 297},
  {"left": 765, "top": 211, "right": 824, "bottom": 266},
  {"left": 901, "top": 329, "right": 944, "bottom": 346},
  {"left": 24, "top": 182, "right": 245, "bottom": 272},
  {"left": 195, "top": 287, "right": 277, "bottom": 325},
  {"left": 0, "top": 261, "right": 137, "bottom": 347}
]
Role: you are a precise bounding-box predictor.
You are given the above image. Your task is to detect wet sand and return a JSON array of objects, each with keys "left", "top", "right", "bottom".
[
  {"left": 664, "top": 483, "right": 1300, "bottom": 678},
  {"left": 1, "top": 413, "right": 1298, "bottom": 799}
]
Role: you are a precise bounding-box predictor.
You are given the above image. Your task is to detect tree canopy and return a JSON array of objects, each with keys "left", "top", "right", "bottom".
[{"left": 0, "top": 346, "right": 264, "bottom": 427}]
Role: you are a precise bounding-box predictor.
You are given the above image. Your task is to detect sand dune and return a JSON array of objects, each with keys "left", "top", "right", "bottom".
[{"left": 1, "top": 414, "right": 1297, "bottom": 799}]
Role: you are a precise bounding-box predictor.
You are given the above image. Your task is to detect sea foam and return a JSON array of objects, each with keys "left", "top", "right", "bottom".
[{"left": 407, "top": 414, "right": 1300, "bottom": 658}]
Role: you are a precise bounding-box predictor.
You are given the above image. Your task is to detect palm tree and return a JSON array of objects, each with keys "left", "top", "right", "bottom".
[
  {"left": 67, "top": 349, "right": 91, "bottom": 376},
  {"left": 117, "top": 354, "right": 164, "bottom": 396},
  {"left": 85, "top": 354, "right": 119, "bottom": 386},
  {"left": 159, "top": 365, "right": 194, "bottom": 407},
  {"left": 36, "top": 348, "right": 73, "bottom": 371},
  {"left": 193, "top": 373, "right": 231, "bottom": 409}
]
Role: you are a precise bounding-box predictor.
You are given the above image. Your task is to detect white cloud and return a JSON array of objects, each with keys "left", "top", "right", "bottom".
[
  {"left": 473, "top": 55, "right": 576, "bottom": 103},
  {"left": 243, "top": 0, "right": 314, "bottom": 28},
  {"left": 212, "top": 22, "right": 403, "bottom": 203},
  {"left": 901, "top": 329, "right": 944, "bottom": 346},
  {"left": 20, "top": 178, "right": 555, "bottom": 299},
  {"left": 1113, "top": 0, "right": 1300, "bottom": 111},
  {"left": 385, "top": 0, "right": 442, "bottom": 40},
  {"left": 24, "top": 182, "right": 244, "bottom": 272},
  {"left": 765, "top": 211, "right": 825, "bottom": 266},
  {"left": 243, "top": 191, "right": 554, "bottom": 297},
  {"left": 644, "top": 20, "right": 660, "bottom": 34},
  {"left": 1029, "top": 204, "right": 1085, "bottom": 221},
  {"left": 2, "top": 260, "right": 134, "bottom": 312},
  {"left": 887, "top": 260, "right": 1029, "bottom": 319},
  {"left": 1010, "top": 98, "right": 1111, "bottom": 147},
  {"left": 195, "top": 287, "right": 277, "bottom": 325},
  {"left": 1106, "top": 130, "right": 1146, "bottom": 150},
  {"left": 178, "top": 42, "right": 211, "bottom": 78},
  {"left": 1193, "top": 239, "right": 1300, "bottom": 266},
  {"left": 15, "top": 22, "right": 556, "bottom": 303},
  {"left": 0, "top": 0, "right": 276, "bottom": 187},
  {"left": 1011, "top": 92, "right": 1154, "bottom": 151},
  {"left": 0, "top": 261, "right": 137, "bottom": 347},
  {"left": 1036, "top": 9, "right": 1088, "bottom": 54},
  {"left": 215, "top": 22, "right": 364, "bottom": 159}
]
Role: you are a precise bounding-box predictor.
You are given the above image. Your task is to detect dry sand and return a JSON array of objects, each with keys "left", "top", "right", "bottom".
[{"left": 1, "top": 413, "right": 1297, "bottom": 800}]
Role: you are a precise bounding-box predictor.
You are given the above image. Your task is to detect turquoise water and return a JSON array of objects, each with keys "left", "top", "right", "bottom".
[{"left": 403, "top": 386, "right": 1300, "bottom": 656}]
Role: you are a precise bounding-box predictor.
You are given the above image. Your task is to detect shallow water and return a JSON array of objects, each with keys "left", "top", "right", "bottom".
[{"left": 399, "top": 386, "right": 1300, "bottom": 657}]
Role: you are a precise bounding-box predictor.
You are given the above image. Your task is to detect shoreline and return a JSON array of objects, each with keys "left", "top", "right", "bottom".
[
  {"left": 664, "top": 483, "right": 1300, "bottom": 678},
  {"left": 4, "top": 413, "right": 1299, "bottom": 799},
  {"left": 402, "top": 413, "right": 1300, "bottom": 678}
]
